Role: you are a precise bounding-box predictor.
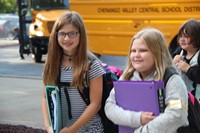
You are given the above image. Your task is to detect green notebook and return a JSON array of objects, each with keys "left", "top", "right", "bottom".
[{"left": 45, "top": 86, "right": 62, "bottom": 133}]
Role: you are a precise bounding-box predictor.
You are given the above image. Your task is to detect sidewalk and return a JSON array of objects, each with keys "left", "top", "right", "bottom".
[
  {"left": 0, "top": 40, "right": 19, "bottom": 47},
  {"left": 0, "top": 76, "right": 45, "bottom": 131}
]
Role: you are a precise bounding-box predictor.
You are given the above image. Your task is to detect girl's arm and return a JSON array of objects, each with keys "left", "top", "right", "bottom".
[
  {"left": 105, "top": 88, "right": 142, "bottom": 128},
  {"left": 41, "top": 87, "right": 53, "bottom": 133},
  {"left": 134, "top": 75, "right": 188, "bottom": 133}
]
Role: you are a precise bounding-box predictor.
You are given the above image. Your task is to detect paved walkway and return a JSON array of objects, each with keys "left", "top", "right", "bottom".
[
  {"left": 0, "top": 77, "right": 45, "bottom": 129},
  {"left": 0, "top": 40, "right": 19, "bottom": 47},
  {"left": 0, "top": 41, "right": 45, "bottom": 130}
]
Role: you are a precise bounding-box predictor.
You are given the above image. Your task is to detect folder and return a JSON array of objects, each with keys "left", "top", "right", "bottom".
[
  {"left": 114, "top": 80, "right": 165, "bottom": 133},
  {"left": 45, "top": 86, "right": 62, "bottom": 133}
]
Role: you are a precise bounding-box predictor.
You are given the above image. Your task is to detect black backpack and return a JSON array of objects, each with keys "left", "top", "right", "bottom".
[
  {"left": 163, "top": 68, "right": 200, "bottom": 133},
  {"left": 80, "top": 62, "right": 120, "bottom": 133},
  {"left": 58, "top": 62, "right": 121, "bottom": 133}
]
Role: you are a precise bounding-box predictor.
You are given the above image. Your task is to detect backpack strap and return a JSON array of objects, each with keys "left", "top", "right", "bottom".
[
  {"left": 57, "top": 72, "right": 73, "bottom": 119},
  {"left": 164, "top": 67, "right": 197, "bottom": 105},
  {"left": 85, "top": 59, "right": 94, "bottom": 87},
  {"left": 63, "top": 86, "right": 72, "bottom": 119},
  {"left": 57, "top": 68, "right": 74, "bottom": 120},
  {"left": 56, "top": 59, "right": 94, "bottom": 120},
  {"left": 163, "top": 67, "right": 178, "bottom": 86},
  {"left": 188, "top": 91, "right": 195, "bottom": 105},
  {"left": 77, "top": 60, "right": 94, "bottom": 106},
  {"left": 198, "top": 49, "right": 200, "bottom": 65},
  {"left": 171, "top": 46, "right": 182, "bottom": 58}
]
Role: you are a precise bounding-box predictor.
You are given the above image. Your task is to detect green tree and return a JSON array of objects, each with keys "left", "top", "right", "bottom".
[{"left": 0, "top": 0, "right": 17, "bottom": 13}]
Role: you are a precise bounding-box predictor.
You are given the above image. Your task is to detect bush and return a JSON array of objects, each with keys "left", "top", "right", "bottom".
[{"left": 0, "top": 124, "right": 46, "bottom": 133}]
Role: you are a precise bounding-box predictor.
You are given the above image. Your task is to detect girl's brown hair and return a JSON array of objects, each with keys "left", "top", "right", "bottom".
[
  {"left": 178, "top": 19, "right": 200, "bottom": 48},
  {"left": 43, "top": 11, "right": 91, "bottom": 87}
]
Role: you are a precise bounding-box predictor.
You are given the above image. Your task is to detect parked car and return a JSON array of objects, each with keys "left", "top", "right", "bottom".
[{"left": 0, "top": 14, "right": 19, "bottom": 40}]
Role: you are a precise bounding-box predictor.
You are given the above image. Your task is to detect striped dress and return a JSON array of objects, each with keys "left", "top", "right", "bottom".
[{"left": 60, "top": 60, "right": 105, "bottom": 133}]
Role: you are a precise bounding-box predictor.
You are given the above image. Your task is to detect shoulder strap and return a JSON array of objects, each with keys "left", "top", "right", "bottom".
[
  {"left": 57, "top": 67, "right": 71, "bottom": 88},
  {"left": 198, "top": 49, "right": 200, "bottom": 65},
  {"left": 79, "top": 59, "right": 94, "bottom": 105},
  {"left": 171, "top": 46, "right": 182, "bottom": 58},
  {"left": 188, "top": 91, "right": 195, "bottom": 105},
  {"left": 85, "top": 59, "right": 94, "bottom": 87},
  {"left": 163, "top": 67, "right": 178, "bottom": 87}
]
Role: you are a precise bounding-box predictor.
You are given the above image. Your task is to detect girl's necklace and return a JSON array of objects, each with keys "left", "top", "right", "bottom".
[{"left": 63, "top": 53, "right": 73, "bottom": 61}]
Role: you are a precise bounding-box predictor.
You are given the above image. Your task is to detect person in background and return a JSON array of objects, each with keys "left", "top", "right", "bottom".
[
  {"left": 13, "top": 26, "right": 24, "bottom": 59},
  {"left": 105, "top": 27, "right": 188, "bottom": 133},
  {"left": 172, "top": 19, "right": 200, "bottom": 101},
  {"left": 42, "top": 11, "right": 105, "bottom": 133}
]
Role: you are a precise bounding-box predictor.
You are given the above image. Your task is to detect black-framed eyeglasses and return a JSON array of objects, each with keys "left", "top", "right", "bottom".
[{"left": 57, "top": 31, "right": 79, "bottom": 39}]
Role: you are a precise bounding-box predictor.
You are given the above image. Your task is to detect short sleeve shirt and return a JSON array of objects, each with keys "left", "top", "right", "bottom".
[{"left": 60, "top": 60, "right": 105, "bottom": 133}]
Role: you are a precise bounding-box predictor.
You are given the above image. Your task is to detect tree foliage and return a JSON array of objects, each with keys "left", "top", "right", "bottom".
[{"left": 0, "top": 0, "right": 17, "bottom": 13}]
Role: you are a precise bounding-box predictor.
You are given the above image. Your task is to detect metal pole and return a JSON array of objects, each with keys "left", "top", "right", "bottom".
[{"left": 17, "top": 0, "right": 23, "bottom": 45}]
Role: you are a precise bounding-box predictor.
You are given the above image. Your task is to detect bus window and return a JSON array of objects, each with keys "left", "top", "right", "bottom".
[{"left": 31, "top": 0, "right": 69, "bottom": 10}]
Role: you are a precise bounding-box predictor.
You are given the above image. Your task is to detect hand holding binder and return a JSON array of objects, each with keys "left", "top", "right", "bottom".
[
  {"left": 114, "top": 80, "right": 165, "bottom": 133},
  {"left": 45, "top": 86, "right": 62, "bottom": 133}
]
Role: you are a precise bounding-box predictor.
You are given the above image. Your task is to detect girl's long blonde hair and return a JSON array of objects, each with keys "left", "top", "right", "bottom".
[{"left": 122, "top": 27, "right": 173, "bottom": 80}]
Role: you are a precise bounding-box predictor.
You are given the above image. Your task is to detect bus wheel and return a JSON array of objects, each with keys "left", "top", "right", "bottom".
[{"left": 32, "top": 46, "right": 42, "bottom": 63}]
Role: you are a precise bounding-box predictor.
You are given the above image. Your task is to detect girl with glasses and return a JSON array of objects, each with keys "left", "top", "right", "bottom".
[
  {"left": 173, "top": 19, "right": 200, "bottom": 102},
  {"left": 42, "top": 11, "right": 105, "bottom": 133}
]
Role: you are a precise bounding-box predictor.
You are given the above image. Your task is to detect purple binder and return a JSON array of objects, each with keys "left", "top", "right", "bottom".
[{"left": 114, "top": 80, "right": 165, "bottom": 133}]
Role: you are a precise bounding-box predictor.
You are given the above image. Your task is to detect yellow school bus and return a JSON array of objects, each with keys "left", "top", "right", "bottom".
[
  {"left": 69, "top": 0, "right": 200, "bottom": 56},
  {"left": 18, "top": 0, "right": 200, "bottom": 62}
]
